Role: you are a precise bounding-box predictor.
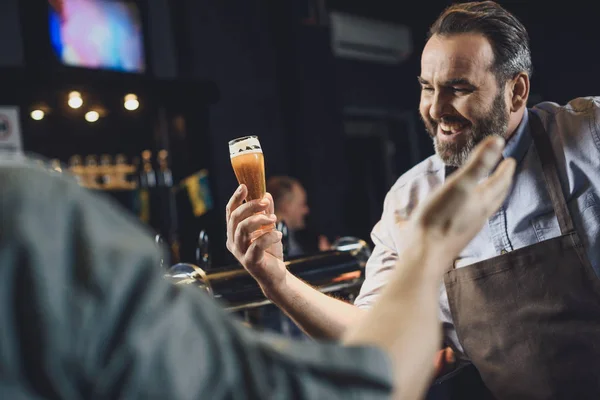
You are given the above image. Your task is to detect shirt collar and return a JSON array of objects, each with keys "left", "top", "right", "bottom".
[{"left": 502, "top": 108, "right": 532, "bottom": 166}]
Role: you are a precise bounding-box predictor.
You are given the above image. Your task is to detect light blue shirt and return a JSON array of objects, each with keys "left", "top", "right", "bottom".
[{"left": 354, "top": 97, "right": 600, "bottom": 356}]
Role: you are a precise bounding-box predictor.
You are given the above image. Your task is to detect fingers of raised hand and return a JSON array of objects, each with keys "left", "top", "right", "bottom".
[
  {"left": 415, "top": 136, "right": 510, "bottom": 235},
  {"left": 475, "top": 157, "right": 517, "bottom": 218},
  {"left": 246, "top": 230, "right": 283, "bottom": 266},
  {"left": 226, "top": 189, "right": 271, "bottom": 254},
  {"left": 234, "top": 213, "right": 277, "bottom": 252},
  {"left": 228, "top": 197, "right": 269, "bottom": 233},
  {"left": 226, "top": 184, "right": 247, "bottom": 223},
  {"left": 264, "top": 192, "right": 275, "bottom": 215},
  {"left": 454, "top": 136, "right": 505, "bottom": 188}
]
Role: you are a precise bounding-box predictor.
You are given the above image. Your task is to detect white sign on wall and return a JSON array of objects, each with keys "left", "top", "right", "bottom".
[{"left": 0, "top": 106, "right": 22, "bottom": 154}]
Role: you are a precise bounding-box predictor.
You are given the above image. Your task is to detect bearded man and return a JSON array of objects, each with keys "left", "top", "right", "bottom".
[{"left": 226, "top": 2, "right": 600, "bottom": 398}]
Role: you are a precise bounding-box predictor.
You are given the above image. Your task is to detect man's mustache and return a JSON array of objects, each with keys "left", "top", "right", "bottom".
[{"left": 433, "top": 116, "right": 470, "bottom": 126}]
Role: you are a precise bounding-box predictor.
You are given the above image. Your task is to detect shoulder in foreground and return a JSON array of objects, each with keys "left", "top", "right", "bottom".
[
  {"left": 531, "top": 97, "right": 600, "bottom": 147},
  {"left": 532, "top": 96, "right": 600, "bottom": 117}
]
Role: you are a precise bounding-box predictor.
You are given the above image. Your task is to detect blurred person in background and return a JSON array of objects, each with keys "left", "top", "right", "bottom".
[{"left": 267, "top": 175, "right": 331, "bottom": 257}]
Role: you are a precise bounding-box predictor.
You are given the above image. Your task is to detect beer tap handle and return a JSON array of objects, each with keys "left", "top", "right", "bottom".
[
  {"left": 155, "top": 233, "right": 165, "bottom": 269},
  {"left": 196, "top": 229, "right": 211, "bottom": 270},
  {"left": 276, "top": 221, "right": 289, "bottom": 259}
]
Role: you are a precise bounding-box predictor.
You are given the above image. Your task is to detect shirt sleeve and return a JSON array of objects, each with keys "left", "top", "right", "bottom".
[
  {"left": 534, "top": 96, "right": 600, "bottom": 166},
  {"left": 354, "top": 189, "right": 403, "bottom": 310},
  {"left": 0, "top": 163, "right": 394, "bottom": 400},
  {"left": 589, "top": 97, "right": 600, "bottom": 156}
]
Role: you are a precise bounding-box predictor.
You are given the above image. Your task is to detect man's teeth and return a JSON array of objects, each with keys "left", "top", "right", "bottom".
[{"left": 440, "top": 122, "right": 466, "bottom": 134}]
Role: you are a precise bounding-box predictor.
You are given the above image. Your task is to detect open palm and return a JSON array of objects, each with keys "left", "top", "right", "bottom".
[{"left": 411, "top": 136, "right": 516, "bottom": 271}]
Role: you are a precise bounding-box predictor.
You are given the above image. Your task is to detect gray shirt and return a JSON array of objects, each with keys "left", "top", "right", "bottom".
[
  {"left": 0, "top": 159, "right": 393, "bottom": 399},
  {"left": 354, "top": 97, "right": 600, "bottom": 357}
]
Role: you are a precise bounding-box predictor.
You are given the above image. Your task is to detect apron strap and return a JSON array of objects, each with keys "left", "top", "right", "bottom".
[{"left": 528, "top": 111, "right": 575, "bottom": 234}]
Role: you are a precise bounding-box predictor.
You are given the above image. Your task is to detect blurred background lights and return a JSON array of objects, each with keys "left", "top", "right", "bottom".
[
  {"left": 85, "top": 110, "right": 100, "bottom": 122},
  {"left": 68, "top": 91, "right": 83, "bottom": 109},
  {"left": 124, "top": 93, "right": 139, "bottom": 111},
  {"left": 30, "top": 109, "right": 45, "bottom": 120}
]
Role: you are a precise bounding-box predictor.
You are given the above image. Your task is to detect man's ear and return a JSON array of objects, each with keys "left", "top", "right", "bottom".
[{"left": 508, "top": 72, "right": 529, "bottom": 111}]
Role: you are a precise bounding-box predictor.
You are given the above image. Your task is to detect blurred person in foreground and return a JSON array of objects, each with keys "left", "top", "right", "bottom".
[
  {"left": 0, "top": 136, "right": 512, "bottom": 399},
  {"left": 226, "top": 2, "right": 600, "bottom": 399},
  {"left": 267, "top": 175, "right": 331, "bottom": 257}
]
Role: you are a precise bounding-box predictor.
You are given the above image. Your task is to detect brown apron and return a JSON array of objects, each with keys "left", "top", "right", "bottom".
[{"left": 443, "top": 113, "right": 600, "bottom": 400}]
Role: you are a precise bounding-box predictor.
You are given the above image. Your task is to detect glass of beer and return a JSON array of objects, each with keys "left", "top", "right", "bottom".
[
  {"left": 229, "top": 135, "right": 266, "bottom": 201},
  {"left": 229, "top": 135, "right": 274, "bottom": 232}
]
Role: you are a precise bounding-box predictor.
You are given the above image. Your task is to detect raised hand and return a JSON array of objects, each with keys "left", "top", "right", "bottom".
[
  {"left": 409, "top": 136, "right": 516, "bottom": 270},
  {"left": 226, "top": 185, "right": 287, "bottom": 293}
]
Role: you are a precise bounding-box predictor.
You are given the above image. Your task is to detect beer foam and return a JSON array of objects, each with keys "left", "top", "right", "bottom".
[{"left": 229, "top": 136, "right": 262, "bottom": 158}]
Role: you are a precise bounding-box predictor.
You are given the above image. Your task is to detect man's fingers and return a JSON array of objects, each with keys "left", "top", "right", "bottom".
[
  {"left": 477, "top": 157, "right": 517, "bottom": 214},
  {"left": 264, "top": 192, "right": 275, "bottom": 216},
  {"left": 246, "top": 231, "right": 283, "bottom": 265},
  {"left": 227, "top": 197, "right": 270, "bottom": 239},
  {"left": 235, "top": 213, "right": 277, "bottom": 249},
  {"left": 453, "top": 136, "right": 506, "bottom": 187},
  {"left": 226, "top": 184, "right": 247, "bottom": 223},
  {"left": 415, "top": 137, "right": 511, "bottom": 234}
]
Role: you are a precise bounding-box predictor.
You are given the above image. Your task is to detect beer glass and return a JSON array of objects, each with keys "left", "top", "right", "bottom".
[
  {"left": 229, "top": 135, "right": 266, "bottom": 201},
  {"left": 229, "top": 135, "right": 273, "bottom": 232}
]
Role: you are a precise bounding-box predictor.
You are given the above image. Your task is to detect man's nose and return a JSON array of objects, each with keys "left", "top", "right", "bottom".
[{"left": 429, "top": 92, "right": 451, "bottom": 121}]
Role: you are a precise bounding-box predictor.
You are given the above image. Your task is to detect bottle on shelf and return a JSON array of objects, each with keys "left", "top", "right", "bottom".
[
  {"left": 99, "top": 154, "right": 114, "bottom": 189},
  {"left": 157, "top": 149, "right": 180, "bottom": 264},
  {"left": 131, "top": 156, "right": 141, "bottom": 188},
  {"left": 49, "top": 159, "right": 63, "bottom": 173},
  {"left": 196, "top": 230, "right": 211, "bottom": 271},
  {"left": 114, "top": 153, "right": 137, "bottom": 190},
  {"left": 138, "top": 151, "right": 153, "bottom": 223},
  {"left": 83, "top": 154, "right": 100, "bottom": 189},
  {"left": 68, "top": 155, "right": 84, "bottom": 185},
  {"left": 140, "top": 150, "right": 156, "bottom": 189},
  {"left": 157, "top": 149, "right": 173, "bottom": 188}
]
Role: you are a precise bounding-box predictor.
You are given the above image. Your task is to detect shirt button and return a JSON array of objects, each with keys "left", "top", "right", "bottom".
[{"left": 501, "top": 249, "right": 508, "bottom": 254}]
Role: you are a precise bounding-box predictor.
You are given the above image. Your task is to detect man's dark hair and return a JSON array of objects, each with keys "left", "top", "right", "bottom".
[
  {"left": 428, "top": 1, "right": 532, "bottom": 84},
  {"left": 266, "top": 176, "right": 300, "bottom": 210}
]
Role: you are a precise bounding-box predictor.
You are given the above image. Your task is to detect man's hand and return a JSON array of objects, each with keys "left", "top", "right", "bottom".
[
  {"left": 409, "top": 136, "right": 517, "bottom": 272},
  {"left": 226, "top": 185, "right": 287, "bottom": 294},
  {"left": 433, "top": 347, "right": 456, "bottom": 377},
  {"left": 318, "top": 235, "right": 332, "bottom": 252}
]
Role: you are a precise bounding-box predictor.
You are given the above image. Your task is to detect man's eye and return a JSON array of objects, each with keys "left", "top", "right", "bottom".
[
  {"left": 452, "top": 87, "right": 471, "bottom": 93},
  {"left": 421, "top": 86, "right": 434, "bottom": 92}
]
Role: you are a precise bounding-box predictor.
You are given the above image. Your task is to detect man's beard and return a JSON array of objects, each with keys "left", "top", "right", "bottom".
[{"left": 421, "top": 92, "right": 509, "bottom": 167}]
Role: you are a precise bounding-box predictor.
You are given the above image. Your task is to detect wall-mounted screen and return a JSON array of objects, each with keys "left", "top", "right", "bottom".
[{"left": 49, "top": 0, "right": 146, "bottom": 73}]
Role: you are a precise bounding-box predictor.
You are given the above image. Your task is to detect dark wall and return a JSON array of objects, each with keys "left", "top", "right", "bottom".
[
  {"left": 174, "top": 0, "right": 600, "bottom": 263},
  {"left": 269, "top": 5, "right": 351, "bottom": 241},
  {"left": 501, "top": 2, "right": 600, "bottom": 104},
  {"left": 176, "top": 0, "right": 290, "bottom": 263},
  {"left": 147, "top": 0, "right": 178, "bottom": 79},
  {"left": 0, "top": 0, "right": 24, "bottom": 68}
]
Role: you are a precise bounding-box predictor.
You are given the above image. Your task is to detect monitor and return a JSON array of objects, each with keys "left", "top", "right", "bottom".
[{"left": 48, "top": 0, "right": 146, "bottom": 73}]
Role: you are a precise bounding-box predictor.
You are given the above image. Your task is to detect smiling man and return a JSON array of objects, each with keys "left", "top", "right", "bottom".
[
  {"left": 418, "top": 32, "right": 519, "bottom": 168},
  {"left": 226, "top": 2, "right": 600, "bottom": 398}
]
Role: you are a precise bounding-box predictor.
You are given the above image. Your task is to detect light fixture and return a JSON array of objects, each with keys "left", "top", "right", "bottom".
[
  {"left": 85, "top": 110, "right": 100, "bottom": 123},
  {"left": 124, "top": 93, "right": 139, "bottom": 111},
  {"left": 68, "top": 91, "right": 83, "bottom": 109},
  {"left": 30, "top": 109, "right": 45, "bottom": 121}
]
